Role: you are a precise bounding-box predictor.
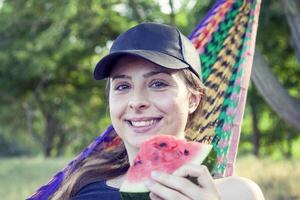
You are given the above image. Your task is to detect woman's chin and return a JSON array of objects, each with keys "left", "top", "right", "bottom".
[{"left": 127, "top": 134, "right": 156, "bottom": 148}]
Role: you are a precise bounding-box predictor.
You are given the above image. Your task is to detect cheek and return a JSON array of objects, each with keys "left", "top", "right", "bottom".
[
  {"left": 109, "top": 95, "right": 126, "bottom": 120},
  {"left": 109, "top": 96, "right": 127, "bottom": 139},
  {"left": 152, "top": 92, "right": 189, "bottom": 117}
]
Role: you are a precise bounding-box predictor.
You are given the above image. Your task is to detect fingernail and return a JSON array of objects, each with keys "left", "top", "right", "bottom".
[
  {"left": 151, "top": 171, "right": 161, "bottom": 178},
  {"left": 145, "top": 180, "right": 155, "bottom": 187}
]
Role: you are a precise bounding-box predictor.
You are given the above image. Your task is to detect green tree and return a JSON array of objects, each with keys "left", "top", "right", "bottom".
[
  {"left": 0, "top": 0, "right": 299, "bottom": 159},
  {"left": 0, "top": 0, "right": 169, "bottom": 157}
]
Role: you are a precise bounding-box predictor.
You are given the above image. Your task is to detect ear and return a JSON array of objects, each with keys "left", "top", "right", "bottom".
[{"left": 188, "top": 91, "right": 202, "bottom": 114}]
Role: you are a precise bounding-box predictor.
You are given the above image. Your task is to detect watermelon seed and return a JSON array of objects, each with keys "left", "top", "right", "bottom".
[
  {"left": 184, "top": 149, "right": 189, "bottom": 156},
  {"left": 133, "top": 160, "right": 142, "bottom": 166},
  {"left": 159, "top": 142, "right": 167, "bottom": 147}
]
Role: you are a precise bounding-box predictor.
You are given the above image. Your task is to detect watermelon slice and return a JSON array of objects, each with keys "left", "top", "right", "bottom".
[{"left": 120, "top": 135, "right": 212, "bottom": 200}]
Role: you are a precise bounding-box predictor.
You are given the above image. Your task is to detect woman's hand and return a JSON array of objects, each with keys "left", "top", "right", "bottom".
[{"left": 145, "top": 164, "right": 220, "bottom": 200}]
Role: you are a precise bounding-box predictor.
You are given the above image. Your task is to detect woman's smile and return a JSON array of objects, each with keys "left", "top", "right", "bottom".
[
  {"left": 125, "top": 116, "right": 163, "bottom": 133},
  {"left": 109, "top": 55, "right": 192, "bottom": 153}
]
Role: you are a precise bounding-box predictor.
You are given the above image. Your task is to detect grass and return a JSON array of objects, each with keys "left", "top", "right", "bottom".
[
  {"left": 236, "top": 156, "right": 300, "bottom": 200},
  {"left": 0, "top": 156, "right": 299, "bottom": 200},
  {"left": 0, "top": 157, "right": 71, "bottom": 200}
]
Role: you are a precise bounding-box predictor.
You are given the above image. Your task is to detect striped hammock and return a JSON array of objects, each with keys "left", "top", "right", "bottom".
[{"left": 27, "top": 0, "right": 262, "bottom": 199}]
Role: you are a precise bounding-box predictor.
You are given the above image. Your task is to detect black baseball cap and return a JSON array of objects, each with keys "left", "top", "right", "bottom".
[{"left": 94, "top": 22, "right": 202, "bottom": 80}]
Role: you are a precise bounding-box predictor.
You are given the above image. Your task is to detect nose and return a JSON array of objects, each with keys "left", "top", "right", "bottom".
[{"left": 128, "top": 90, "right": 150, "bottom": 111}]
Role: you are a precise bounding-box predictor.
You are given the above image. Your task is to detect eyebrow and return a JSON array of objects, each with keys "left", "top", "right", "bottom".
[
  {"left": 143, "top": 70, "right": 172, "bottom": 78},
  {"left": 111, "top": 74, "right": 131, "bottom": 81},
  {"left": 111, "top": 70, "right": 172, "bottom": 80}
]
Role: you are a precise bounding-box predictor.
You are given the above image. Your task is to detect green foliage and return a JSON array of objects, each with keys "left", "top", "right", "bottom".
[
  {"left": 0, "top": 134, "right": 31, "bottom": 156},
  {"left": 258, "top": 0, "right": 300, "bottom": 93},
  {"left": 239, "top": 0, "right": 300, "bottom": 158},
  {"left": 240, "top": 83, "right": 300, "bottom": 158},
  {"left": 0, "top": 0, "right": 299, "bottom": 158}
]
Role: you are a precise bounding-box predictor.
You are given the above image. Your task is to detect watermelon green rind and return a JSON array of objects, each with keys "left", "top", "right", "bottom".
[
  {"left": 202, "top": 148, "right": 218, "bottom": 173},
  {"left": 120, "top": 192, "right": 150, "bottom": 200}
]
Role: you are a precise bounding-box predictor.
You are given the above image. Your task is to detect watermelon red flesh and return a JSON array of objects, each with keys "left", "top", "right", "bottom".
[{"left": 120, "top": 135, "right": 212, "bottom": 195}]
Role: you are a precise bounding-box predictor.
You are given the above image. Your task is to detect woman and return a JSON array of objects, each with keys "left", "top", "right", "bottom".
[{"left": 52, "top": 22, "right": 264, "bottom": 200}]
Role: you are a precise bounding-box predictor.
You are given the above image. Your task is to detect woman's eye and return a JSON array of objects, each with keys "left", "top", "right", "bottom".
[
  {"left": 114, "top": 84, "right": 130, "bottom": 91},
  {"left": 150, "top": 80, "right": 168, "bottom": 88}
]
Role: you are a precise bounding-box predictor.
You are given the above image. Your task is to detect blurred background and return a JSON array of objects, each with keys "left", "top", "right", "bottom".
[{"left": 0, "top": 0, "right": 299, "bottom": 199}]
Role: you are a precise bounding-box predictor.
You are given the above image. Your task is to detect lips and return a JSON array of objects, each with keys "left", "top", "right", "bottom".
[{"left": 125, "top": 117, "right": 162, "bottom": 133}]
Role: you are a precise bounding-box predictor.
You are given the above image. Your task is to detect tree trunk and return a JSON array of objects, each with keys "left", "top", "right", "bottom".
[
  {"left": 252, "top": 50, "right": 300, "bottom": 130},
  {"left": 169, "top": 0, "right": 176, "bottom": 26},
  {"left": 32, "top": 82, "right": 67, "bottom": 157},
  {"left": 55, "top": 127, "right": 66, "bottom": 157},
  {"left": 249, "top": 86, "right": 261, "bottom": 156},
  {"left": 22, "top": 102, "right": 43, "bottom": 145},
  {"left": 128, "top": 0, "right": 144, "bottom": 23},
  {"left": 43, "top": 113, "right": 66, "bottom": 157},
  {"left": 44, "top": 114, "right": 56, "bottom": 157},
  {"left": 285, "top": 132, "right": 293, "bottom": 159},
  {"left": 282, "top": 0, "right": 300, "bottom": 60}
]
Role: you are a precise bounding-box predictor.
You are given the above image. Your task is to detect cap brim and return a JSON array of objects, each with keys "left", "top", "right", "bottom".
[{"left": 94, "top": 50, "right": 190, "bottom": 80}]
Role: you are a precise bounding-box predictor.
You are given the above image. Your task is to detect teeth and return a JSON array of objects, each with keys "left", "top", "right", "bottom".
[{"left": 130, "top": 119, "right": 158, "bottom": 127}]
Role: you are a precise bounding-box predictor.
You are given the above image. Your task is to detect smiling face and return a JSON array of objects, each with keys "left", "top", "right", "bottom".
[{"left": 109, "top": 56, "right": 200, "bottom": 156}]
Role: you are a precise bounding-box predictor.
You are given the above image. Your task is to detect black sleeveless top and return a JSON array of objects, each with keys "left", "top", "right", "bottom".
[{"left": 70, "top": 180, "right": 122, "bottom": 200}]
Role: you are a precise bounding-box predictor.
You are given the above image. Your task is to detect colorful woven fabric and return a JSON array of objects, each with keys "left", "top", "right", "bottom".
[
  {"left": 27, "top": 0, "right": 261, "bottom": 199},
  {"left": 188, "top": 0, "right": 261, "bottom": 176}
]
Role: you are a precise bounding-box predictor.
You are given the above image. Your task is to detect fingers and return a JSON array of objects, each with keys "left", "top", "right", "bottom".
[
  {"left": 145, "top": 177, "right": 191, "bottom": 200},
  {"left": 145, "top": 165, "right": 221, "bottom": 200},
  {"left": 173, "top": 164, "right": 215, "bottom": 190},
  {"left": 149, "top": 192, "right": 164, "bottom": 200}
]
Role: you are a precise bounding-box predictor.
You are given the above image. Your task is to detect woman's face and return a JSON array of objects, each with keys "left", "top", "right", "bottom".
[{"left": 109, "top": 56, "right": 198, "bottom": 151}]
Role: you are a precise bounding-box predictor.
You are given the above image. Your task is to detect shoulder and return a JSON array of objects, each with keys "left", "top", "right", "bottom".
[{"left": 214, "top": 176, "right": 265, "bottom": 200}]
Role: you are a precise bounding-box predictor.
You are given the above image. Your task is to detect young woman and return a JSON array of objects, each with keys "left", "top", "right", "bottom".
[{"left": 51, "top": 22, "right": 264, "bottom": 200}]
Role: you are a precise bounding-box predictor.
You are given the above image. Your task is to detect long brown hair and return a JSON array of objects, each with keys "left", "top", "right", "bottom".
[{"left": 50, "top": 68, "right": 206, "bottom": 200}]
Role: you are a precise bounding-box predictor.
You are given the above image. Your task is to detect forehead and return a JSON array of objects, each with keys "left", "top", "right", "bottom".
[{"left": 109, "top": 55, "right": 175, "bottom": 77}]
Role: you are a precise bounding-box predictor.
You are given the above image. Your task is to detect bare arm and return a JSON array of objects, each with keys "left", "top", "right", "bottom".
[{"left": 215, "top": 176, "right": 265, "bottom": 200}]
